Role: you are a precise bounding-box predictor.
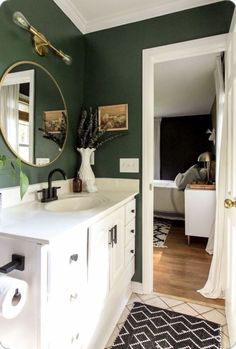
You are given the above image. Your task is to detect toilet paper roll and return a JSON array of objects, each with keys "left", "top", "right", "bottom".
[{"left": 0, "top": 274, "right": 28, "bottom": 319}]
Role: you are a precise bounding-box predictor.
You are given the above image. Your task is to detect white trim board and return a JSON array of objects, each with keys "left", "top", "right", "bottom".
[
  {"left": 53, "top": 0, "right": 223, "bottom": 34},
  {"left": 142, "top": 34, "right": 228, "bottom": 294},
  {"left": 131, "top": 281, "right": 144, "bottom": 294},
  {"left": 53, "top": 0, "right": 87, "bottom": 34}
]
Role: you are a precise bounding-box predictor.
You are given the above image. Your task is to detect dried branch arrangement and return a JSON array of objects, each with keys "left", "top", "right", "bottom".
[{"left": 77, "top": 107, "right": 124, "bottom": 149}]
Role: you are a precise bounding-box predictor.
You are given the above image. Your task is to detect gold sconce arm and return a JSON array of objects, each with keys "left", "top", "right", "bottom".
[{"left": 13, "top": 11, "right": 72, "bottom": 65}]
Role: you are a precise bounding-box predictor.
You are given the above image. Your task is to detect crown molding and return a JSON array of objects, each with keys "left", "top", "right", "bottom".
[
  {"left": 53, "top": 0, "right": 87, "bottom": 34},
  {"left": 86, "top": 0, "right": 223, "bottom": 33},
  {"left": 54, "top": 0, "right": 224, "bottom": 34}
]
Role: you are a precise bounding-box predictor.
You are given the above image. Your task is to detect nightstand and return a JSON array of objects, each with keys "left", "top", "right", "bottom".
[{"left": 185, "top": 186, "right": 216, "bottom": 245}]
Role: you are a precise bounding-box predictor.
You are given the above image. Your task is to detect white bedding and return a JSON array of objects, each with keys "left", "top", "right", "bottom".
[{"left": 153, "top": 180, "right": 185, "bottom": 219}]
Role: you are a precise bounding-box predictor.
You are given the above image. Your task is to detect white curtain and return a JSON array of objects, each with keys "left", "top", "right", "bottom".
[
  {"left": 0, "top": 84, "right": 19, "bottom": 152},
  {"left": 154, "top": 117, "right": 162, "bottom": 180},
  {"left": 199, "top": 55, "right": 227, "bottom": 298},
  {"left": 206, "top": 56, "right": 225, "bottom": 255}
]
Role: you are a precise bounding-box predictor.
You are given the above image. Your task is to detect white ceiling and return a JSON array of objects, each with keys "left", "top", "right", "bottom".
[
  {"left": 154, "top": 53, "right": 218, "bottom": 117},
  {"left": 53, "top": 0, "right": 222, "bottom": 33}
]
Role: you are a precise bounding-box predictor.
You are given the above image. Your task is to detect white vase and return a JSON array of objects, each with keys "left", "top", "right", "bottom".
[{"left": 77, "top": 148, "right": 97, "bottom": 193}]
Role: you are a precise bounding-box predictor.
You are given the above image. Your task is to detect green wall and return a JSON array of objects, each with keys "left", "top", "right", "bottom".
[
  {"left": 0, "top": 0, "right": 84, "bottom": 185},
  {"left": 84, "top": 1, "right": 235, "bottom": 282}
]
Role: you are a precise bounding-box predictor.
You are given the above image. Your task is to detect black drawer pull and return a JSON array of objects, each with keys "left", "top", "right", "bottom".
[
  {"left": 131, "top": 209, "right": 135, "bottom": 213},
  {"left": 131, "top": 229, "right": 135, "bottom": 234},
  {"left": 113, "top": 225, "right": 117, "bottom": 244},
  {"left": 71, "top": 333, "right": 80, "bottom": 343},
  {"left": 130, "top": 249, "right": 135, "bottom": 254},
  {"left": 70, "top": 254, "right": 78, "bottom": 263}
]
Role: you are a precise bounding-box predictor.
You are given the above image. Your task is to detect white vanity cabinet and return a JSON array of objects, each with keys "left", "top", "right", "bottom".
[
  {"left": 46, "top": 197, "right": 136, "bottom": 349},
  {"left": 0, "top": 194, "right": 137, "bottom": 349}
]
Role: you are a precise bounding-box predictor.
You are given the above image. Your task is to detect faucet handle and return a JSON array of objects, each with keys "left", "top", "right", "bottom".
[
  {"left": 51, "top": 186, "right": 63, "bottom": 200},
  {"left": 37, "top": 188, "right": 49, "bottom": 202}
]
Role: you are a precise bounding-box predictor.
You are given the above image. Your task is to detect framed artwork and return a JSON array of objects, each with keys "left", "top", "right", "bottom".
[
  {"left": 98, "top": 104, "right": 128, "bottom": 131},
  {"left": 43, "top": 110, "right": 65, "bottom": 134}
]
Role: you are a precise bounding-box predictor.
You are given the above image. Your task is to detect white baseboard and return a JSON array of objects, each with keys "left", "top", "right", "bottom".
[{"left": 131, "top": 281, "right": 144, "bottom": 294}]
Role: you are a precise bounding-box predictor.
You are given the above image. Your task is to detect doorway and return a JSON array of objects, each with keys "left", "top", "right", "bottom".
[
  {"left": 142, "top": 34, "right": 228, "bottom": 298},
  {"left": 152, "top": 53, "right": 223, "bottom": 305}
]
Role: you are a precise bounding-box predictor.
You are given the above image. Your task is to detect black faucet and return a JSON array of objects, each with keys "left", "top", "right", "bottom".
[{"left": 38, "top": 168, "right": 67, "bottom": 202}]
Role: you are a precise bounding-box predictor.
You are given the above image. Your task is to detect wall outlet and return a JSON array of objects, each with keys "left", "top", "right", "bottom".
[{"left": 120, "top": 158, "right": 139, "bottom": 173}]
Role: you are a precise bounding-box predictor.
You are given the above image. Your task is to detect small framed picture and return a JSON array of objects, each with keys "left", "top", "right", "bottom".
[
  {"left": 98, "top": 104, "right": 128, "bottom": 131},
  {"left": 43, "top": 110, "right": 65, "bottom": 134}
]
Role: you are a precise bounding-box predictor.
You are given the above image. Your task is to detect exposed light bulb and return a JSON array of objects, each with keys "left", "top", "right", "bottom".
[
  {"left": 12, "top": 11, "right": 30, "bottom": 30},
  {"left": 12, "top": 11, "right": 73, "bottom": 65},
  {"left": 62, "top": 54, "right": 72, "bottom": 65}
]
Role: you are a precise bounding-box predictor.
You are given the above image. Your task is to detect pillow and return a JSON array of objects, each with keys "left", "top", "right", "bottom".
[
  {"left": 174, "top": 165, "right": 202, "bottom": 190},
  {"left": 174, "top": 172, "right": 184, "bottom": 188}
]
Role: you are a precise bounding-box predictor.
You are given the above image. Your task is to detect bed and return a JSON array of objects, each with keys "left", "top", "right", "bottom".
[{"left": 153, "top": 180, "right": 185, "bottom": 220}]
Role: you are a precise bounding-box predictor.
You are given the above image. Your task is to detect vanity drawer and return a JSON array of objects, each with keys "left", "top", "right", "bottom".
[
  {"left": 50, "top": 324, "right": 82, "bottom": 349},
  {"left": 48, "top": 229, "right": 87, "bottom": 298},
  {"left": 125, "top": 199, "right": 136, "bottom": 225},
  {"left": 48, "top": 279, "right": 83, "bottom": 349},
  {"left": 125, "top": 237, "right": 135, "bottom": 266},
  {"left": 125, "top": 219, "right": 135, "bottom": 245}
]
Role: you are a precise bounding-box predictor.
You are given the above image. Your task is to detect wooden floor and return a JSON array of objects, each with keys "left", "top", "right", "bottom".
[{"left": 153, "top": 220, "right": 224, "bottom": 307}]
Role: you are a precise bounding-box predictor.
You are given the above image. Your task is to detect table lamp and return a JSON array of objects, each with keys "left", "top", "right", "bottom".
[{"left": 197, "top": 151, "right": 213, "bottom": 183}]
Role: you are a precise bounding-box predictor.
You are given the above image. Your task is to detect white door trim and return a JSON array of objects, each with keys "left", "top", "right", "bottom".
[{"left": 142, "top": 34, "right": 228, "bottom": 294}]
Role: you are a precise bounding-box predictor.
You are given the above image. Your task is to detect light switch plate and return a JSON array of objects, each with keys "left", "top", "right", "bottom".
[
  {"left": 120, "top": 158, "right": 139, "bottom": 173},
  {"left": 36, "top": 158, "right": 50, "bottom": 165}
]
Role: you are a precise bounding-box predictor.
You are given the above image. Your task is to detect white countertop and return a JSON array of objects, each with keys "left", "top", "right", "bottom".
[{"left": 0, "top": 190, "right": 138, "bottom": 244}]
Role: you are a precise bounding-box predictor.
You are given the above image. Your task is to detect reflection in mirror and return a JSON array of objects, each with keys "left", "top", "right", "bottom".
[
  {"left": 0, "top": 61, "right": 67, "bottom": 167},
  {"left": 0, "top": 69, "right": 34, "bottom": 163}
]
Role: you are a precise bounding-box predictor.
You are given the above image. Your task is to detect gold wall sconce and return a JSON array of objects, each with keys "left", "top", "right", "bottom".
[{"left": 13, "top": 11, "right": 72, "bottom": 65}]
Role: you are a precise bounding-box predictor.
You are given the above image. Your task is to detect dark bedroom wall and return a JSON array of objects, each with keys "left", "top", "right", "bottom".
[
  {"left": 84, "top": 1, "right": 234, "bottom": 282},
  {"left": 160, "top": 115, "right": 212, "bottom": 180},
  {"left": 0, "top": 0, "right": 85, "bottom": 186}
]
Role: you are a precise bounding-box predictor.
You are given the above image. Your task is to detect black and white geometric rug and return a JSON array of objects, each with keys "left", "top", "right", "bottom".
[
  {"left": 112, "top": 302, "right": 221, "bottom": 349},
  {"left": 153, "top": 217, "right": 171, "bottom": 248}
]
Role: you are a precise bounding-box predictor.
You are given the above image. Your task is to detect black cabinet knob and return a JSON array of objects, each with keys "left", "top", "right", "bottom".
[
  {"left": 130, "top": 249, "right": 135, "bottom": 254},
  {"left": 131, "top": 229, "right": 135, "bottom": 234},
  {"left": 131, "top": 209, "right": 135, "bottom": 213},
  {"left": 70, "top": 254, "right": 78, "bottom": 263}
]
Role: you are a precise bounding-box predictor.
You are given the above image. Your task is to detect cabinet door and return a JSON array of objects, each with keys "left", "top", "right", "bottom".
[
  {"left": 110, "top": 207, "right": 125, "bottom": 288},
  {"left": 88, "top": 217, "right": 110, "bottom": 302},
  {"left": 83, "top": 216, "right": 111, "bottom": 348}
]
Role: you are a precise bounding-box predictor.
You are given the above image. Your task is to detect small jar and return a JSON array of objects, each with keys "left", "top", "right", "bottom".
[{"left": 73, "top": 176, "right": 82, "bottom": 193}]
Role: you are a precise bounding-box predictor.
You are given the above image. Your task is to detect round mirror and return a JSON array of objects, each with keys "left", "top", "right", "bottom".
[{"left": 0, "top": 61, "right": 68, "bottom": 166}]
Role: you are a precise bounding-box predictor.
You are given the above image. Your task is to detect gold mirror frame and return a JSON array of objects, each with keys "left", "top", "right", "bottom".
[{"left": 0, "top": 60, "right": 68, "bottom": 167}]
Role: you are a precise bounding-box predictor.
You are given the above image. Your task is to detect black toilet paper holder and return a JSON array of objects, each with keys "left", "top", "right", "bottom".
[{"left": 0, "top": 254, "right": 25, "bottom": 274}]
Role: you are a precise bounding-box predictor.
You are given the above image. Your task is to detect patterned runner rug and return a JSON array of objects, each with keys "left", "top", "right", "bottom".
[
  {"left": 112, "top": 302, "right": 221, "bottom": 349},
  {"left": 153, "top": 217, "right": 171, "bottom": 248}
]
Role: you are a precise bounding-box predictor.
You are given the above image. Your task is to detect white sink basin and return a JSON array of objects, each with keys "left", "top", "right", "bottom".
[{"left": 45, "top": 196, "right": 107, "bottom": 212}]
